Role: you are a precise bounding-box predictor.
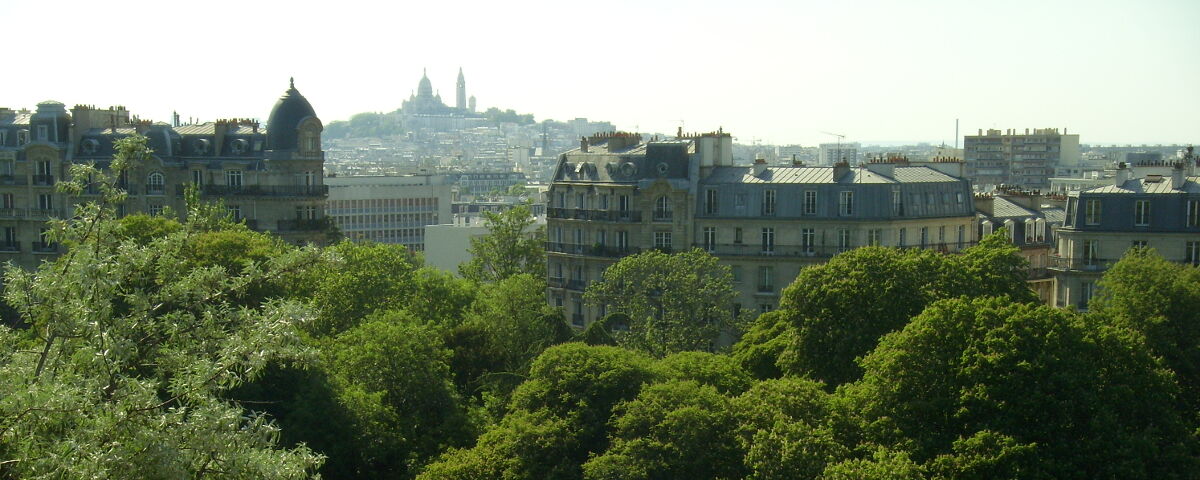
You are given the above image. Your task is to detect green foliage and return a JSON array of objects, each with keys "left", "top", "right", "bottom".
[
  {"left": 307, "top": 240, "right": 418, "bottom": 336},
  {"left": 409, "top": 266, "right": 477, "bottom": 326},
  {"left": 482, "top": 107, "right": 536, "bottom": 125},
  {"left": 853, "top": 296, "right": 1197, "bottom": 478},
  {"left": 768, "top": 234, "right": 1036, "bottom": 386},
  {"left": 1089, "top": 247, "right": 1200, "bottom": 413},
  {"left": 733, "top": 378, "right": 848, "bottom": 479},
  {"left": 0, "top": 135, "right": 321, "bottom": 478},
  {"left": 459, "top": 204, "right": 545, "bottom": 283},
  {"left": 113, "top": 213, "right": 183, "bottom": 245},
  {"left": 323, "top": 111, "right": 405, "bottom": 139},
  {"left": 655, "top": 351, "right": 753, "bottom": 395},
  {"left": 582, "top": 380, "right": 747, "bottom": 480},
  {"left": 584, "top": 248, "right": 738, "bottom": 356},
  {"left": 324, "top": 311, "right": 472, "bottom": 477},
  {"left": 819, "top": 448, "right": 925, "bottom": 480},
  {"left": 731, "top": 311, "right": 795, "bottom": 379}
]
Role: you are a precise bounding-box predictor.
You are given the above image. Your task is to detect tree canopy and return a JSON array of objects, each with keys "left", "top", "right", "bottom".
[{"left": 459, "top": 204, "right": 545, "bottom": 284}]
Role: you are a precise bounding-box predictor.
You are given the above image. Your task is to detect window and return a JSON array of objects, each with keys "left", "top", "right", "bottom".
[
  {"left": 758, "top": 266, "right": 774, "bottom": 293},
  {"left": 957, "top": 225, "right": 965, "bottom": 249},
  {"left": 867, "top": 229, "right": 882, "bottom": 246},
  {"left": 839, "top": 191, "right": 854, "bottom": 216},
  {"left": 557, "top": 192, "right": 566, "bottom": 208},
  {"left": 1085, "top": 199, "right": 1101, "bottom": 225},
  {"left": 576, "top": 193, "right": 585, "bottom": 209},
  {"left": 837, "top": 229, "right": 851, "bottom": 253},
  {"left": 803, "top": 191, "right": 817, "bottom": 215},
  {"left": 938, "top": 226, "right": 946, "bottom": 245},
  {"left": 761, "top": 227, "right": 775, "bottom": 254},
  {"left": 1, "top": 193, "right": 12, "bottom": 209},
  {"left": 619, "top": 194, "right": 630, "bottom": 212},
  {"left": 892, "top": 189, "right": 903, "bottom": 216},
  {"left": 1, "top": 227, "right": 14, "bottom": 248},
  {"left": 573, "top": 228, "right": 583, "bottom": 247},
  {"left": 1188, "top": 200, "right": 1200, "bottom": 228},
  {"left": 734, "top": 227, "right": 743, "bottom": 244},
  {"left": 0, "top": 131, "right": 6, "bottom": 146},
  {"left": 759, "top": 304, "right": 774, "bottom": 314},
  {"left": 801, "top": 228, "right": 815, "bottom": 254},
  {"left": 37, "top": 193, "right": 52, "bottom": 211},
  {"left": 762, "top": 189, "right": 776, "bottom": 216},
  {"left": 1131, "top": 240, "right": 1147, "bottom": 249},
  {"left": 1186, "top": 241, "right": 1200, "bottom": 266},
  {"left": 1081, "top": 281, "right": 1096, "bottom": 309},
  {"left": 654, "top": 195, "right": 672, "bottom": 221},
  {"left": 296, "top": 205, "right": 316, "bottom": 220},
  {"left": 703, "top": 227, "right": 716, "bottom": 252},
  {"left": 956, "top": 192, "right": 964, "bottom": 205},
  {"left": 600, "top": 194, "right": 609, "bottom": 210},
  {"left": 654, "top": 232, "right": 672, "bottom": 250},
  {"left": 191, "top": 170, "right": 203, "bottom": 185},
  {"left": 705, "top": 189, "right": 719, "bottom": 214},
  {"left": 227, "top": 205, "right": 242, "bottom": 221},
  {"left": 899, "top": 228, "right": 907, "bottom": 247},
  {"left": 225, "top": 170, "right": 243, "bottom": 188},
  {"left": 734, "top": 193, "right": 747, "bottom": 207},
  {"left": 617, "top": 231, "right": 628, "bottom": 250},
  {"left": 37, "top": 125, "right": 48, "bottom": 141},
  {"left": 731, "top": 266, "right": 743, "bottom": 283},
  {"left": 304, "top": 171, "right": 315, "bottom": 186},
  {"left": 1065, "top": 198, "right": 1077, "bottom": 227},
  {"left": 147, "top": 172, "right": 165, "bottom": 194},
  {"left": 1083, "top": 240, "right": 1099, "bottom": 267},
  {"left": 920, "top": 227, "right": 929, "bottom": 248},
  {"left": 1134, "top": 200, "right": 1150, "bottom": 226},
  {"left": 17, "top": 130, "right": 28, "bottom": 146},
  {"left": 597, "top": 230, "right": 607, "bottom": 247},
  {"left": 149, "top": 204, "right": 164, "bottom": 216}
]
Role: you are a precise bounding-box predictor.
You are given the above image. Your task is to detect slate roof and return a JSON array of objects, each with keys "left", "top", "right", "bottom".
[
  {"left": 701, "top": 166, "right": 961, "bottom": 185},
  {"left": 989, "top": 197, "right": 1038, "bottom": 219},
  {"left": 1085, "top": 176, "right": 1200, "bottom": 194}
]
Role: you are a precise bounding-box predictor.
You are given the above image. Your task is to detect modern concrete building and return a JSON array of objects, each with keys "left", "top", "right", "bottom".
[
  {"left": 964, "top": 128, "right": 1080, "bottom": 190},
  {"left": 546, "top": 131, "right": 978, "bottom": 327},
  {"left": 818, "top": 142, "right": 859, "bottom": 166},
  {"left": 324, "top": 174, "right": 453, "bottom": 251},
  {"left": 0, "top": 80, "right": 328, "bottom": 268},
  {"left": 1050, "top": 154, "right": 1200, "bottom": 310}
]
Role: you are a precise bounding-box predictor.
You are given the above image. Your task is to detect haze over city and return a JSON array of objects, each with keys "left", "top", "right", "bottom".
[{"left": 4, "top": 0, "right": 1197, "bottom": 146}]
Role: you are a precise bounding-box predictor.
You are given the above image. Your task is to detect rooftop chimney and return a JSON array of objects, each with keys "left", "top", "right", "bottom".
[
  {"left": 580, "top": 136, "right": 589, "bottom": 153},
  {"left": 832, "top": 160, "right": 851, "bottom": 181},
  {"left": 752, "top": 154, "right": 767, "bottom": 177},
  {"left": 1171, "top": 162, "right": 1185, "bottom": 189},
  {"left": 1114, "top": 162, "right": 1131, "bottom": 187}
]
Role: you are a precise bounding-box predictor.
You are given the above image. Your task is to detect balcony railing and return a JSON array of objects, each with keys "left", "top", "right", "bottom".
[
  {"left": 0, "top": 242, "right": 19, "bottom": 252},
  {"left": 566, "top": 279, "right": 587, "bottom": 291},
  {"left": 32, "top": 175, "right": 54, "bottom": 186},
  {"left": 276, "top": 218, "right": 331, "bottom": 232},
  {"left": 146, "top": 184, "right": 166, "bottom": 195},
  {"left": 1048, "top": 255, "right": 1114, "bottom": 272},
  {"left": 652, "top": 209, "right": 673, "bottom": 222},
  {"left": 0, "top": 175, "right": 26, "bottom": 186},
  {"left": 548, "top": 276, "right": 566, "bottom": 288},
  {"left": 32, "top": 241, "right": 57, "bottom": 253},
  {"left": 178, "top": 184, "right": 329, "bottom": 197},
  {"left": 546, "top": 208, "right": 642, "bottom": 222},
  {"left": 545, "top": 242, "right": 640, "bottom": 258}
]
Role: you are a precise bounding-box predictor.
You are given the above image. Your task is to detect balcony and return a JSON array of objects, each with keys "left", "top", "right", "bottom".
[
  {"left": 545, "top": 242, "right": 640, "bottom": 258},
  {"left": 179, "top": 184, "right": 329, "bottom": 198},
  {"left": 32, "top": 175, "right": 54, "bottom": 186},
  {"left": 566, "top": 279, "right": 587, "bottom": 291},
  {"left": 0, "top": 208, "right": 23, "bottom": 219},
  {"left": 1048, "top": 255, "right": 1113, "bottom": 272},
  {"left": 0, "top": 175, "right": 26, "bottom": 186},
  {"left": 0, "top": 242, "right": 19, "bottom": 252},
  {"left": 548, "top": 276, "right": 566, "bottom": 288},
  {"left": 31, "top": 241, "right": 57, "bottom": 253},
  {"left": 652, "top": 209, "right": 673, "bottom": 222},
  {"left": 547, "top": 208, "right": 642, "bottom": 222},
  {"left": 146, "top": 184, "right": 166, "bottom": 195},
  {"left": 276, "top": 218, "right": 331, "bottom": 232}
]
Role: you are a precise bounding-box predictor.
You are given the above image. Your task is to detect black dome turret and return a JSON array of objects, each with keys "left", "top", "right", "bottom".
[{"left": 266, "top": 78, "right": 318, "bottom": 151}]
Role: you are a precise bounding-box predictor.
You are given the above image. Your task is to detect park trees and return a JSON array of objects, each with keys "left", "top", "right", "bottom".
[
  {"left": 459, "top": 204, "right": 545, "bottom": 284},
  {"left": 584, "top": 248, "right": 738, "bottom": 356},
  {"left": 0, "top": 135, "right": 321, "bottom": 478}
]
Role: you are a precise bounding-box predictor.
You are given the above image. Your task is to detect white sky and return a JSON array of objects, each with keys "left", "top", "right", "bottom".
[{"left": 4, "top": 0, "right": 1197, "bottom": 146}]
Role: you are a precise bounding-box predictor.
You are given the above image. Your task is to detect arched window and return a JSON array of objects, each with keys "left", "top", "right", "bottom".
[
  {"left": 654, "top": 195, "right": 672, "bottom": 221},
  {"left": 147, "top": 172, "right": 165, "bottom": 194}
]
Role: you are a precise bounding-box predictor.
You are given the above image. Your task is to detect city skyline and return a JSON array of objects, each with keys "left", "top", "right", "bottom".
[{"left": 5, "top": 0, "right": 1197, "bottom": 146}]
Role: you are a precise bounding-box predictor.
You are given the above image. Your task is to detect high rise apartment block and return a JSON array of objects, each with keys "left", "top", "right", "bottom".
[
  {"left": 546, "top": 132, "right": 978, "bottom": 327},
  {"left": 963, "top": 128, "right": 1080, "bottom": 190},
  {"left": 0, "top": 80, "right": 328, "bottom": 268}
]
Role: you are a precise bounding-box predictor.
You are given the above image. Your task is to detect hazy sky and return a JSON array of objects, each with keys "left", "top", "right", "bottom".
[{"left": 4, "top": 0, "right": 1197, "bottom": 146}]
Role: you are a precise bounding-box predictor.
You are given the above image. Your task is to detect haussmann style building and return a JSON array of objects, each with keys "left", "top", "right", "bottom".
[
  {"left": 0, "top": 79, "right": 329, "bottom": 268},
  {"left": 545, "top": 131, "right": 979, "bottom": 327}
]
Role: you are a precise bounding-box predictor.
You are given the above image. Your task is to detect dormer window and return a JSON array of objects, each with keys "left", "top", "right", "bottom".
[
  {"left": 37, "top": 125, "right": 48, "bottom": 141},
  {"left": 17, "top": 130, "right": 28, "bottom": 146}
]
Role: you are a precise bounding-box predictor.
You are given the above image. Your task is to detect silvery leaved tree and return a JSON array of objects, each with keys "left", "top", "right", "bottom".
[{"left": 0, "top": 135, "right": 322, "bottom": 478}]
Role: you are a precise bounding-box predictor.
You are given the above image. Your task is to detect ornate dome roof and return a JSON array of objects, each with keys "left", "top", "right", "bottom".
[
  {"left": 266, "top": 78, "right": 318, "bottom": 151},
  {"left": 417, "top": 68, "right": 433, "bottom": 98}
]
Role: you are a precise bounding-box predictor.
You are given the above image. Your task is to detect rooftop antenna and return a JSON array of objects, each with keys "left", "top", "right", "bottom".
[
  {"left": 955, "top": 118, "right": 959, "bottom": 149},
  {"left": 821, "top": 131, "right": 846, "bottom": 165}
]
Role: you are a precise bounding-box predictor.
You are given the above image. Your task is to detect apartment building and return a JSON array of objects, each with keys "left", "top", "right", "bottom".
[
  {"left": 1050, "top": 154, "right": 1200, "bottom": 310},
  {"left": 546, "top": 131, "right": 978, "bottom": 327},
  {"left": 964, "top": 128, "right": 1080, "bottom": 190},
  {"left": 975, "top": 188, "right": 1067, "bottom": 304},
  {"left": 0, "top": 80, "right": 328, "bottom": 268},
  {"left": 325, "top": 174, "right": 453, "bottom": 251}
]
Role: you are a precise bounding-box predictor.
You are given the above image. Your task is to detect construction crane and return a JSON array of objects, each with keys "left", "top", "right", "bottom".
[{"left": 820, "top": 131, "right": 847, "bottom": 165}]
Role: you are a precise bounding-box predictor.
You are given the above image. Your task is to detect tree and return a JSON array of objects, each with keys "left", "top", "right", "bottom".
[
  {"left": 1088, "top": 247, "right": 1200, "bottom": 414},
  {"left": 852, "top": 297, "right": 1196, "bottom": 478},
  {"left": 0, "top": 135, "right": 321, "bottom": 478},
  {"left": 459, "top": 204, "right": 545, "bottom": 284},
  {"left": 732, "top": 378, "right": 849, "bottom": 480},
  {"left": 584, "top": 248, "right": 738, "bottom": 356},
  {"left": 306, "top": 240, "right": 419, "bottom": 336}
]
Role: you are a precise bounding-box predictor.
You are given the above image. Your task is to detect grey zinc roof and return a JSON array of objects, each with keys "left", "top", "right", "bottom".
[
  {"left": 173, "top": 124, "right": 260, "bottom": 136},
  {"left": 1084, "top": 176, "right": 1200, "bottom": 194},
  {"left": 989, "top": 197, "right": 1038, "bottom": 219},
  {"left": 1041, "top": 207, "right": 1066, "bottom": 224},
  {"left": 1, "top": 113, "right": 32, "bottom": 126},
  {"left": 702, "top": 165, "right": 960, "bottom": 185}
]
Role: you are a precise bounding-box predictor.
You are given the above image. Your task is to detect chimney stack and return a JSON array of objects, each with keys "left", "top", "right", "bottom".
[
  {"left": 752, "top": 154, "right": 767, "bottom": 176},
  {"left": 1171, "top": 162, "right": 1185, "bottom": 189},
  {"left": 580, "top": 136, "right": 589, "bottom": 153},
  {"left": 1114, "top": 162, "right": 1131, "bottom": 187}
]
